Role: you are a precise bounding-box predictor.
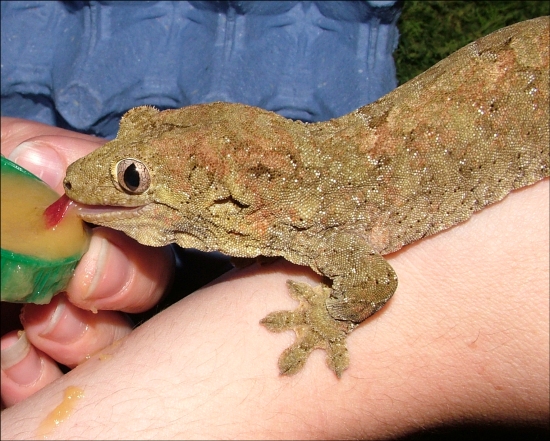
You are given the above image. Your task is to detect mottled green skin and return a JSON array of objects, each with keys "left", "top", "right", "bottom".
[{"left": 64, "top": 17, "right": 549, "bottom": 377}]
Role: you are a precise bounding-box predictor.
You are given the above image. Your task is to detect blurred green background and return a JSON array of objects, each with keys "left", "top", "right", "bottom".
[{"left": 395, "top": 1, "right": 550, "bottom": 84}]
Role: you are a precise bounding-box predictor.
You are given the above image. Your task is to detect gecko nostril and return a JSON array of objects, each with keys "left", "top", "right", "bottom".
[{"left": 64, "top": 180, "right": 72, "bottom": 191}]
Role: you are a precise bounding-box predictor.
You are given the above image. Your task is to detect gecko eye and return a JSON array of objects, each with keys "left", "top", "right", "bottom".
[{"left": 116, "top": 159, "right": 150, "bottom": 194}]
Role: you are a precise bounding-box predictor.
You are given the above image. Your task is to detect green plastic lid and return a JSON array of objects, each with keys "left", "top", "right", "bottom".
[{"left": 1, "top": 156, "right": 87, "bottom": 304}]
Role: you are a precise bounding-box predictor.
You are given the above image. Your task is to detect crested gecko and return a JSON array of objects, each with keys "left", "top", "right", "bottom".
[{"left": 63, "top": 17, "right": 549, "bottom": 377}]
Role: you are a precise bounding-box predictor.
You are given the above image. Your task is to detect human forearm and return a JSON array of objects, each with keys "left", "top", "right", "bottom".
[{"left": 1, "top": 180, "right": 547, "bottom": 440}]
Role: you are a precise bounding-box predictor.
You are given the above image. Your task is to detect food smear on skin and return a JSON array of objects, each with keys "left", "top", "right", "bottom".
[
  {"left": 1, "top": 172, "right": 89, "bottom": 260},
  {"left": 36, "top": 386, "right": 85, "bottom": 439}
]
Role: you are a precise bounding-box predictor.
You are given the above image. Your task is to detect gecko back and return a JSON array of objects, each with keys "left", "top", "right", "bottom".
[{"left": 314, "top": 16, "right": 549, "bottom": 254}]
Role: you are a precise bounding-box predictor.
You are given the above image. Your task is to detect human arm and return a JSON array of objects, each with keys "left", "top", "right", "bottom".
[
  {"left": 1, "top": 118, "right": 174, "bottom": 406},
  {"left": 1, "top": 177, "right": 547, "bottom": 439}
]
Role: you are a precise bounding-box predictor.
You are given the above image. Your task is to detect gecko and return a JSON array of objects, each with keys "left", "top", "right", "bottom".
[{"left": 62, "top": 17, "right": 549, "bottom": 378}]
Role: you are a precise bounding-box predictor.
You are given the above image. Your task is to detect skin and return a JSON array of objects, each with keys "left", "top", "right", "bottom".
[{"left": 63, "top": 17, "right": 549, "bottom": 376}]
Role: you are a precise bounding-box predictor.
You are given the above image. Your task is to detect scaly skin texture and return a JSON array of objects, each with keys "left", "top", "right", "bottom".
[{"left": 64, "top": 17, "right": 549, "bottom": 377}]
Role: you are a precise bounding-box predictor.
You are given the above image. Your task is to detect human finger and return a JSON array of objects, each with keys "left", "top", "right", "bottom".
[
  {"left": 0, "top": 330, "right": 63, "bottom": 408},
  {"left": 20, "top": 294, "right": 132, "bottom": 368},
  {"left": 1, "top": 119, "right": 174, "bottom": 314},
  {"left": 66, "top": 227, "right": 174, "bottom": 313},
  {"left": 1, "top": 127, "right": 104, "bottom": 194}
]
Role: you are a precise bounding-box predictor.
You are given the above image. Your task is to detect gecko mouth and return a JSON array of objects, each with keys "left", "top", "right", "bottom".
[{"left": 73, "top": 202, "right": 147, "bottom": 223}]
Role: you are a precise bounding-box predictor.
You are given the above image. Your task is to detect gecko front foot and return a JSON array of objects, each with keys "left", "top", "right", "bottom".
[{"left": 260, "top": 280, "right": 357, "bottom": 378}]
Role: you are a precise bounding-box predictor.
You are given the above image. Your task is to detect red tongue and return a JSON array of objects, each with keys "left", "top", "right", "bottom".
[{"left": 44, "top": 194, "right": 71, "bottom": 229}]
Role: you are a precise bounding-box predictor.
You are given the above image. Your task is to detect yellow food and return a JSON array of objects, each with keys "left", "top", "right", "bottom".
[{"left": 1, "top": 172, "right": 89, "bottom": 260}]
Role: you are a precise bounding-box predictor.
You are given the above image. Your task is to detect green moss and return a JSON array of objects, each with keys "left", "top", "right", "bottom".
[{"left": 395, "top": 1, "right": 550, "bottom": 84}]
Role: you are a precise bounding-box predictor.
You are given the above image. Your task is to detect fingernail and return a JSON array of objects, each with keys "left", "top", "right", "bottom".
[
  {"left": 1, "top": 331, "right": 44, "bottom": 386},
  {"left": 8, "top": 141, "right": 65, "bottom": 189},
  {"left": 21, "top": 296, "right": 88, "bottom": 345},
  {"left": 76, "top": 234, "right": 132, "bottom": 301}
]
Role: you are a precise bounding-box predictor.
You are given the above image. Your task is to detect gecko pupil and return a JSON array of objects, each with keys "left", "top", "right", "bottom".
[{"left": 124, "top": 163, "right": 140, "bottom": 191}]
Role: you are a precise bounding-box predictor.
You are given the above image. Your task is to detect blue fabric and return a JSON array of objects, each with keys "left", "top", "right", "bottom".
[{"left": 1, "top": 1, "right": 401, "bottom": 138}]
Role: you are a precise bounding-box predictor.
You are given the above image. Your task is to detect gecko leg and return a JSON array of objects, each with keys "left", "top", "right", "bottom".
[
  {"left": 261, "top": 231, "right": 398, "bottom": 377},
  {"left": 260, "top": 281, "right": 356, "bottom": 378}
]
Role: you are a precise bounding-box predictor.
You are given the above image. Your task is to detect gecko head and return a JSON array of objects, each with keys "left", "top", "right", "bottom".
[
  {"left": 63, "top": 103, "right": 281, "bottom": 247},
  {"left": 62, "top": 135, "right": 169, "bottom": 245},
  {"left": 64, "top": 104, "right": 247, "bottom": 208}
]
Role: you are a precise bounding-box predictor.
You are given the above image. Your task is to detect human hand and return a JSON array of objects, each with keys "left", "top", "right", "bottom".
[
  {"left": 1, "top": 120, "right": 547, "bottom": 438},
  {"left": 1, "top": 117, "right": 174, "bottom": 407}
]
